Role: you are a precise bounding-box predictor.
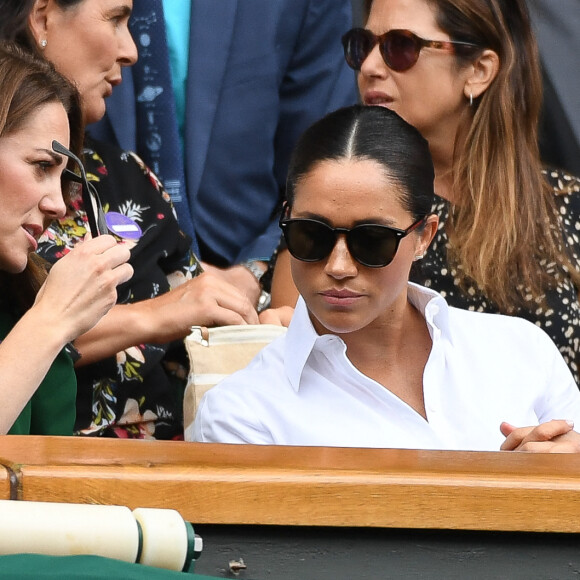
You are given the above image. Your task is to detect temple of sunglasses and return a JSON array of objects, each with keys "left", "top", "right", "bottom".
[
  {"left": 279, "top": 215, "right": 427, "bottom": 268},
  {"left": 342, "top": 28, "right": 479, "bottom": 72},
  {"left": 52, "top": 140, "right": 108, "bottom": 237}
]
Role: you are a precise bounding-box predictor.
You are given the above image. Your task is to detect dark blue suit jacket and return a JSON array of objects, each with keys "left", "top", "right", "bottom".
[
  {"left": 89, "top": 0, "right": 358, "bottom": 265},
  {"left": 528, "top": 0, "right": 580, "bottom": 176}
]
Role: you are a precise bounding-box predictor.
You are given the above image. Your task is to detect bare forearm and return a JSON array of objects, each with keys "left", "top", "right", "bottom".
[
  {"left": 270, "top": 249, "right": 299, "bottom": 308},
  {"left": 74, "top": 271, "right": 261, "bottom": 366},
  {"left": 0, "top": 309, "right": 69, "bottom": 434},
  {"left": 73, "top": 302, "right": 156, "bottom": 366}
]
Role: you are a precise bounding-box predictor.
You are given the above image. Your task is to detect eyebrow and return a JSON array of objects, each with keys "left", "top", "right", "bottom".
[
  {"left": 36, "top": 148, "right": 65, "bottom": 165},
  {"left": 293, "top": 211, "right": 399, "bottom": 227},
  {"left": 108, "top": 4, "right": 132, "bottom": 18}
]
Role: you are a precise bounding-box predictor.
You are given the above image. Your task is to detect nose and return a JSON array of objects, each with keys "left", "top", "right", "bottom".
[
  {"left": 359, "top": 42, "right": 388, "bottom": 79},
  {"left": 39, "top": 182, "right": 67, "bottom": 220},
  {"left": 119, "top": 27, "right": 138, "bottom": 66},
  {"left": 324, "top": 235, "right": 358, "bottom": 279}
]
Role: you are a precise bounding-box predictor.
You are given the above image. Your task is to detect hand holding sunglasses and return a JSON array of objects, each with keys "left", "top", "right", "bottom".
[
  {"left": 342, "top": 27, "right": 479, "bottom": 72},
  {"left": 280, "top": 211, "right": 427, "bottom": 268}
]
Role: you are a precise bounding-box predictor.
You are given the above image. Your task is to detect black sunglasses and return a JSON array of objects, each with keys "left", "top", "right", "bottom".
[
  {"left": 52, "top": 140, "right": 108, "bottom": 237},
  {"left": 279, "top": 213, "right": 427, "bottom": 268},
  {"left": 342, "top": 28, "right": 479, "bottom": 72}
]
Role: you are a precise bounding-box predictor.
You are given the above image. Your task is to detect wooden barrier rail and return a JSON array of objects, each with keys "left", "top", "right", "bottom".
[
  {"left": 1, "top": 436, "right": 580, "bottom": 533},
  {"left": 0, "top": 466, "right": 11, "bottom": 501}
]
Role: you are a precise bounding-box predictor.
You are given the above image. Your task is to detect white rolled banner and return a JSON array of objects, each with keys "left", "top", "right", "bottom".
[
  {"left": 0, "top": 501, "right": 139, "bottom": 562},
  {"left": 0, "top": 500, "right": 199, "bottom": 572},
  {"left": 133, "top": 507, "right": 190, "bottom": 571}
]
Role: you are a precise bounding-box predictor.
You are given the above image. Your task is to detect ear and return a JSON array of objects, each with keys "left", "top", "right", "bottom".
[
  {"left": 28, "top": 0, "right": 51, "bottom": 46},
  {"left": 464, "top": 49, "right": 500, "bottom": 101},
  {"left": 414, "top": 214, "right": 438, "bottom": 259}
]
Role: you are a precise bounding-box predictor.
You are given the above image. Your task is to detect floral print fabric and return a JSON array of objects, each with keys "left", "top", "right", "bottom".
[{"left": 38, "top": 138, "right": 201, "bottom": 439}]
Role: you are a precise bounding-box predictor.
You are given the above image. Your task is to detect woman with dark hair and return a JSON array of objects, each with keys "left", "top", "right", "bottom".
[
  {"left": 272, "top": 0, "right": 580, "bottom": 384},
  {"left": 0, "top": 43, "right": 132, "bottom": 434},
  {"left": 193, "top": 105, "right": 580, "bottom": 452}
]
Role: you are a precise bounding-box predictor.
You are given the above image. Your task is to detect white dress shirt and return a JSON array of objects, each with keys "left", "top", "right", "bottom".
[{"left": 192, "top": 284, "right": 580, "bottom": 450}]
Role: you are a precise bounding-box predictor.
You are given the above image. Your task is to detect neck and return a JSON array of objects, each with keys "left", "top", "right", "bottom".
[
  {"left": 428, "top": 136, "right": 456, "bottom": 203},
  {"left": 339, "top": 298, "right": 428, "bottom": 373},
  {"left": 339, "top": 299, "right": 432, "bottom": 419},
  {"left": 423, "top": 109, "right": 472, "bottom": 204}
]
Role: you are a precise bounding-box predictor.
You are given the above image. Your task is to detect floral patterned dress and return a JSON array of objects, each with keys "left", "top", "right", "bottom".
[
  {"left": 410, "top": 169, "right": 580, "bottom": 385},
  {"left": 38, "top": 137, "right": 202, "bottom": 439}
]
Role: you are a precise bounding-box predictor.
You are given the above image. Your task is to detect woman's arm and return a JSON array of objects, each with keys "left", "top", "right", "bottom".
[
  {"left": 73, "top": 270, "right": 260, "bottom": 366},
  {"left": 269, "top": 248, "right": 299, "bottom": 309},
  {"left": 0, "top": 236, "right": 132, "bottom": 434}
]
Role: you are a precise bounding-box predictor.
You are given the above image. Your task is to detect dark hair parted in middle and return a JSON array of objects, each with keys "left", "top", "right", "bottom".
[{"left": 286, "top": 105, "right": 435, "bottom": 221}]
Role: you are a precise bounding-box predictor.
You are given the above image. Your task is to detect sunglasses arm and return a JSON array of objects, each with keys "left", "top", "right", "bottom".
[{"left": 53, "top": 141, "right": 101, "bottom": 238}]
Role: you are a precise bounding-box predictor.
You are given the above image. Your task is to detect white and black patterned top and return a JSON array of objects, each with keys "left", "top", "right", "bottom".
[{"left": 410, "top": 169, "right": 580, "bottom": 385}]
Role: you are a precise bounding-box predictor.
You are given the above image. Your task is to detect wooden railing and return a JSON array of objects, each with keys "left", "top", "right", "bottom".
[{"left": 1, "top": 436, "right": 580, "bottom": 533}]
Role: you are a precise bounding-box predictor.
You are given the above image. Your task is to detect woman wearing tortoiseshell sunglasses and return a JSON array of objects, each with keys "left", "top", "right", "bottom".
[{"left": 271, "top": 0, "right": 580, "bottom": 385}]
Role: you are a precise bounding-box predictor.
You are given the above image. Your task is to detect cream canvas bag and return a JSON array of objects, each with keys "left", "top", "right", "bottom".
[{"left": 183, "top": 324, "right": 287, "bottom": 440}]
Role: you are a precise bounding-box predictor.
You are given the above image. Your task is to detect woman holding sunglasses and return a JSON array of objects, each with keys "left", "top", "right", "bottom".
[
  {"left": 0, "top": 44, "right": 132, "bottom": 435},
  {"left": 272, "top": 0, "right": 580, "bottom": 384},
  {"left": 193, "top": 105, "right": 580, "bottom": 452},
  {"left": 0, "top": 0, "right": 265, "bottom": 439}
]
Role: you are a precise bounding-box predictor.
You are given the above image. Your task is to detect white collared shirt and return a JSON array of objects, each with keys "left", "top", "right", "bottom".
[{"left": 192, "top": 284, "right": 580, "bottom": 450}]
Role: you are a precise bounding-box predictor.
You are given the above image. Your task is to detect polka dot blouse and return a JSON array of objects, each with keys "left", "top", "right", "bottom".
[{"left": 410, "top": 169, "right": 580, "bottom": 385}]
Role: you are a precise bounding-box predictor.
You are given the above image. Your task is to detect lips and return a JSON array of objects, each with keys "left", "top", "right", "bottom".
[
  {"left": 362, "top": 90, "right": 394, "bottom": 107},
  {"left": 320, "top": 289, "right": 364, "bottom": 306},
  {"left": 22, "top": 224, "right": 43, "bottom": 251},
  {"left": 107, "top": 76, "right": 122, "bottom": 88},
  {"left": 104, "top": 77, "right": 122, "bottom": 97}
]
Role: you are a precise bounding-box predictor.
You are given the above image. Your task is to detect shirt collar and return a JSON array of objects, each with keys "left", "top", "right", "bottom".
[
  {"left": 407, "top": 282, "right": 451, "bottom": 341},
  {"left": 284, "top": 283, "right": 451, "bottom": 392}
]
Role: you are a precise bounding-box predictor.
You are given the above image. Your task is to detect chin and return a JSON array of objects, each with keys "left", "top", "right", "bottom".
[
  {"left": 1, "top": 261, "right": 28, "bottom": 275},
  {"left": 84, "top": 102, "right": 107, "bottom": 126},
  {"left": 310, "top": 310, "right": 370, "bottom": 336}
]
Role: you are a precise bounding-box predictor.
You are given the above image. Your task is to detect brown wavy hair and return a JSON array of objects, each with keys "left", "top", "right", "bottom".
[
  {"left": 364, "top": 0, "right": 580, "bottom": 311},
  {"left": 0, "top": 42, "right": 83, "bottom": 310}
]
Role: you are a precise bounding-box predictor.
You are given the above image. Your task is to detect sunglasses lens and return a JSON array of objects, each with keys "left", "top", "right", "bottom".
[
  {"left": 342, "top": 29, "right": 375, "bottom": 70},
  {"left": 342, "top": 29, "right": 422, "bottom": 73},
  {"left": 382, "top": 31, "right": 420, "bottom": 72},
  {"left": 349, "top": 225, "right": 398, "bottom": 267},
  {"left": 283, "top": 220, "right": 335, "bottom": 262}
]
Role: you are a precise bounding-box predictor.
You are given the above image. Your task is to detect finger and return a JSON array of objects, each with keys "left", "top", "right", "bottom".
[
  {"left": 204, "top": 307, "right": 250, "bottom": 328},
  {"left": 499, "top": 422, "right": 517, "bottom": 437},
  {"left": 500, "top": 426, "right": 534, "bottom": 451},
  {"left": 97, "top": 240, "right": 132, "bottom": 269},
  {"left": 242, "top": 306, "right": 259, "bottom": 325},
  {"left": 524, "top": 420, "right": 574, "bottom": 443},
  {"left": 77, "top": 233, "right": 117, "bottom": 253},
  {"left": 215, "top": 302, "right": 258, "bottom": 325},
  {"left": 113, "top": 263, "right": 134, "bottom": 286},
  {"left": 516, "top": 440, "right": 580, "bottom": 454},
  {"left": 258, "top": 310, "right": 283, "bottom": 325},
  {"left": 197, "top": 286, "right": 259, "bottom": 324},
  {"left": 512, "top": 441, "right": 557, "bottom": 453},
  {"left": 501, "top": 420, "right": 575, "bottom": 451},
  {"left": 207, "top": 286, "right": 259, "bottom": 324}
]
